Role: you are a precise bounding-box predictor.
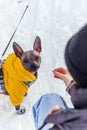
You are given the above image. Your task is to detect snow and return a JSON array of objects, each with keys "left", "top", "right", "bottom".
[{"left": 0, "top": 0, "right": 87, "bottom": 129}]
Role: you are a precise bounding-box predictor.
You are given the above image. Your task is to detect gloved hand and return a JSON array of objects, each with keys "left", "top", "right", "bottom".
[{"left": 17, "top": 108, "right": 26, "bottom": 115}]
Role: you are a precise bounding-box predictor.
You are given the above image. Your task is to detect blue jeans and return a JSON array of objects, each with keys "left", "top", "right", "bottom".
[{"left": 32, "top": 93, "right": 68, "bottom": 130}]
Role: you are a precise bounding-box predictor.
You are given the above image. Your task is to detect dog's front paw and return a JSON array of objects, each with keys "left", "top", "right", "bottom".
[{"left": 17, "top": 108, "right": 26, "bottom": 115}]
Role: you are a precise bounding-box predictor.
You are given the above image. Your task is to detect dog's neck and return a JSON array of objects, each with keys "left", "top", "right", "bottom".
[
  {"left": 32, "top": 71, "right": 37, "bottom": 77},
  {"left": 32, "top": 71, "right": 37, "bottom": 75},
  {"left": 32, "top": 72, "right": 35, "bottom": 74}
]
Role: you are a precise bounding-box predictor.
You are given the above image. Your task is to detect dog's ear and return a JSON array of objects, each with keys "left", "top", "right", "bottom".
[
  {"left": 33, "top": 36, "right": 42, "bottom": 53},
  {"left": 13, "top": 42, "right": 24, "bottom": 58}
]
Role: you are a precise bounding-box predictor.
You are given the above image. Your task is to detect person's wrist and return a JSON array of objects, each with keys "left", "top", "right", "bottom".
[{"left": 65, "top": 78, "right": 74, "bottom": 87}]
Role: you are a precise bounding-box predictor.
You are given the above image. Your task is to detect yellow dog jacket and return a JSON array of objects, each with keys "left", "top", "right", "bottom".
[{"left": 2, "top": 53, "right": 36, "bottom": 106}]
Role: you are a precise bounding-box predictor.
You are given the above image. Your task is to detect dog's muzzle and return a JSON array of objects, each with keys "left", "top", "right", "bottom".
[{"left": 30, "top": 64, "right": 39, "bottom": 72}]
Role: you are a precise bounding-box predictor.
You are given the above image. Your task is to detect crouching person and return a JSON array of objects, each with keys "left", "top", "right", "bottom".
[{"left": 32, "top": 24, "right": 87, "bottom": 130}]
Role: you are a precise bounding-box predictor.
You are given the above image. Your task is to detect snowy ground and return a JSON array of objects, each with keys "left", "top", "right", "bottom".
[{"left": 0, "top": 0, "right": 87, "bottom": 129}]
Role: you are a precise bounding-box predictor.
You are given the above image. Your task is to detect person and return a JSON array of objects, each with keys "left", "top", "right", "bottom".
[{"left": 32, "top": 24, "right": 87, "bottom": 130}]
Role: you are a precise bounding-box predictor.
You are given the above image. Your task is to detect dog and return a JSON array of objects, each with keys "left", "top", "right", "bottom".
[{"left": 0, "top": 36, "right": 42, "bottom": 115}]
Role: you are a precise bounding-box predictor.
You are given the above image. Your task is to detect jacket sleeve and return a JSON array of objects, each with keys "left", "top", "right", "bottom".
[
  {"left": 44, "top": 109, "right": 81, "bottom": 130},
  {"left": 66, "top": 81, "right": 87, "bottom": 108},
  {"left": 48, "top": 126, "right": 58, "bottom": 130},
  {"left": 44, "top": 108, "right": 80, "bottom": 124}
]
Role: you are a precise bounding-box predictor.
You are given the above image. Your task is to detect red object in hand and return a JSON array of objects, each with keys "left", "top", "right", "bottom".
[
  {"left": 54, "top": 67, "right": 67, "bottom": 74},
  {"left": 53, "top": 67, "right": 67, "bottom": 79}
]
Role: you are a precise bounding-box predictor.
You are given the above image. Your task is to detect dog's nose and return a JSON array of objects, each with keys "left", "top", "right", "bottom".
[{"left": 31, "top": 64, "right": 36, "bottom": 69}]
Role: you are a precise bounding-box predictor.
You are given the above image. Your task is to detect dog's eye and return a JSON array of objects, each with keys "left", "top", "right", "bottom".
[
  {"left": 24, "top": 58, "right": 28, "bottom": 63},
  {"left": 35, "top": 56, "right": 39, "bottom": 60}
]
